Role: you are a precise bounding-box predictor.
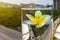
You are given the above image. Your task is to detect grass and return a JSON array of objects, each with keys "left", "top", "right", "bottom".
[
  {"left": 0, "top": 7, "right": 21, "bottom": 30},
  {"left": 53, "top": 10, "right": 60, "bottom": 21},
  {"left": 31, "top": 25, "right": 49, "bottom": 37}
]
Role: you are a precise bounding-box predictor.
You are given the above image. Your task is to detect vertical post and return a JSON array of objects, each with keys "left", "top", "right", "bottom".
[
  {"left": 56, "top": 0, "right": 57, "bottom": 9},
  {"left": 21, "top": 8, "right": 23, "bottom": 40}
]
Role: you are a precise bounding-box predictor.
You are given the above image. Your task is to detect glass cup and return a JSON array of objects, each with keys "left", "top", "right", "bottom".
[{"left": 21, "top": 8, "right": 53, "bottom": 40}]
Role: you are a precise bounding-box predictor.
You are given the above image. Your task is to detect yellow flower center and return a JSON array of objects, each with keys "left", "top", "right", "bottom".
[{"left": 34, "top": 16, "right": 46, "bottom": 25}]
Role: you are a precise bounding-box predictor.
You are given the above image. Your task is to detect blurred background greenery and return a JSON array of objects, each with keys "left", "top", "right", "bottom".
[
  {"left": 0, "top": 7, "right": 21, "bottom": 30},
  {"left": 53, "top": 10, "right": 60, "bottom": 21}
]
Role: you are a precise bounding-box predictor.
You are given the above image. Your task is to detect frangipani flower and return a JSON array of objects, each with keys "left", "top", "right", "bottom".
[{"left": 26, "top": 11, "right": 51, "bottom": 28}]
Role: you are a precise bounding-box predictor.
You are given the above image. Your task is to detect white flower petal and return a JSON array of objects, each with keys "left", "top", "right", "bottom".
[
  {"left": 35, "top": 11, "right": 42, "bottom": 17},
  {"left": 43, "top": 15, "right": 51, "bottom": 24},
  {"left": 27, "top": 20, "right": 35, "bottom": 25},
  {"left": 36, "top": 22, "right": 45, "bottom": 28},
  {"left": 24, "top": 20, "right": 35, "bottom": 25},
  {"left": 26, "top": 14, "right": 35, "bottom": 22}
]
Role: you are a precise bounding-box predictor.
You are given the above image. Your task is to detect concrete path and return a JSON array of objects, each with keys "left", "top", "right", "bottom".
[{"left": 0, "top": 25, "right": 22, "bottom": 40}]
